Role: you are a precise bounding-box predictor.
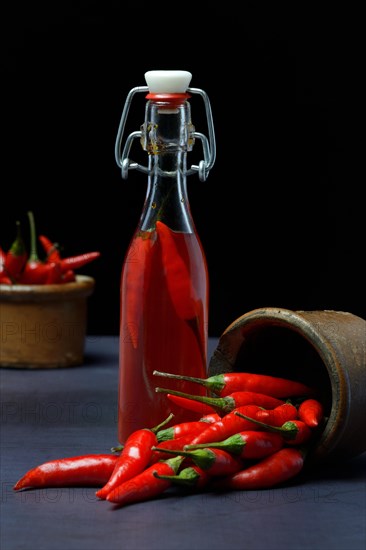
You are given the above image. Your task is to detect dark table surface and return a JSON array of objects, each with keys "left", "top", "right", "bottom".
[{"left": 1, "top": 336, "right": 365, "bottom": 550}]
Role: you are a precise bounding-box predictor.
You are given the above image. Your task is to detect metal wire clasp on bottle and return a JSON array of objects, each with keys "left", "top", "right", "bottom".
[{"left": 114, "top": 85, "right": 216, "bottom": 182}]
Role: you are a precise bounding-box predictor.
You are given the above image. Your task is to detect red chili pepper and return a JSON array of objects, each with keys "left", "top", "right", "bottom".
[
  {"left": 44, "top": 262, "right": 63, "bottom": 284},
  {"left": 0, "top": 274, "right": 12, "bottom": 284},
  {"left": 59, "top": 251, "right": 100, "bottom": 274},
  {"left": 153, "top": 369, "right": 315, "bottom": 398},
  {"left": 0, "top": 248, "right": 10, "bottom": 282},
  {"left": 95, "top": 413, "right": 173, "bottom": 500},
  {"left": 157, "top": 220, "right": 206, "bottom": 361},
  {"left": 235, "top": 412, "right": 312, "bottom": 446},
  {"left": 106, "top": 455, "right": 184, "bottom": 506},
  {"left": 62, "top": 269, "right": 76, "bottom": 283},
  {"left": 38, "top": 231, "right": 100, "bottom": 282},
  {"left": 156, "top": 220, "right": 198, "bottom": 321},
  {"left": 20, "top": 212, "right": 53, "bottom": 284},
  {"left": 4, "top": 221, "right": 27, "bottom": 281},
  {"left": 280, "top": 420, "right": 313, "bottom": 445},
  {"left": 13, "top": 454, "right": 120, "bottom": 491},
  {"left": 156, "top": 420, "right": 213, "bottom": 443},
  {"left": 255, "top": 402, "right": 299, "bottom": 426},
  {"left": 156, "top": 386, "right": 285, "bottom": 416},
  {"left": 151, "top": 446, "right": 243, "bottom": 477},
  {"left": 153, "top": 465, "right": 209, "bottom": 490},
  {"left": 20, "top": 261, "right": 54, "bottom": 284},
  {"left": 166, "top": 393, "right": 217, "bottom": 415},
  {"left": 0, "top": 246, "right": 6, "bottom": 271},
  {"left": 188, "top": 404, "right": 264, "bottom": 446},
  {"left": 186, "top": 430, "right": 284, "bottom": 460},
  {"left": 38, "top": 234, "right": 61, "bottom": 263},
  {"left": 298, "top": 398, "right": 324, "bottom": 428},
  {"left": 122, "top": 231, "right": 154, "bottom": 348},
  {"left": 211, "top": 448, "right": 305, "bottom": 491},
  {"left": 0, "top": 247, "right": 12, "bottom": 283}
]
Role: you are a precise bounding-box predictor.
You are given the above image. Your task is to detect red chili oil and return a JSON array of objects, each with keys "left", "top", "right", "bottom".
[{"left": 118, "top": 227, "right": 209, "bottom": 443}]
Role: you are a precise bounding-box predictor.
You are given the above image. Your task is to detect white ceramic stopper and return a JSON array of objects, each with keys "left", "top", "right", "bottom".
[{"left": 144, "top": 70, "right": 192, "bottom": 93}]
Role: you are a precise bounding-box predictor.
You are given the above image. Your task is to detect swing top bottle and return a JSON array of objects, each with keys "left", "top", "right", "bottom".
[{"left": 115, "top": 70, "right": 216, "bottom": 442}]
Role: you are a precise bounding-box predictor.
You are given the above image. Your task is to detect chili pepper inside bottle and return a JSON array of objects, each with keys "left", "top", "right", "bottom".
[{"left": 115, "top": 70, "right": 216, "bottom": 442}]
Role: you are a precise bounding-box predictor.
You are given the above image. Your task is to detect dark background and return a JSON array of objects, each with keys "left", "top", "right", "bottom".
[{"left": 1, "top": 2, "right": 364, "bottom": 336}]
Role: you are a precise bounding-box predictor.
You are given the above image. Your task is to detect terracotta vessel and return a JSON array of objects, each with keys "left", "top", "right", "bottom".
[
  {"left": 208, "top": 307, "right": 366, "bottom": 465},
  {"left": 0, "top": 275, "right": 95, "bottom": 368}
]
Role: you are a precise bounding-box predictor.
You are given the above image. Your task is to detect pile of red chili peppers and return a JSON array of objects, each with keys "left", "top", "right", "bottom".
[
  {"left": 13, "top": 370, "right": 326, "bottom": 508},
  {"left": 0, "top": 212, "right": 100, "bottom": 285}
]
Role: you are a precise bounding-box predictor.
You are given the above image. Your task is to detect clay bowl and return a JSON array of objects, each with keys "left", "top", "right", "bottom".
[
  {"left": 208, "top": 307, "right": 366, "bottom": 465},
  {"left": 0, "top": 275, "right": 95, "bottom": 368}
]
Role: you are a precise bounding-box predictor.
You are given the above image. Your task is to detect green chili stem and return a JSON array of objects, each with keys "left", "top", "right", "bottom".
[
  {"left": 151, "top": 412, "right": 175, "bottom": 434},
  {"left": 153, "top": 467, "right": 201, "bottom": 486},
  {"left": 151, "top": 446, "right": 215, "bottom": 470},
  {"left": 155, "top": 387, "right": 232, "bottom": 413},
  {"left": 185, "top": 433, "right": 245, "bottom": 455},
  {"left": 154, "top": 370, "right": 210, "bottom": 386},
  {"left": 27, "top": 211, "right": 39, "bottom": 261},
  {"left": 234, "top": 412, "right": 298, "bottom": 440}
]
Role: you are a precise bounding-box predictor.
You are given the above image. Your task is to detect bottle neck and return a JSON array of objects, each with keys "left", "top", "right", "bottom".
[{"left": 139, "top": 99, "right": 196, "bottom": 233}]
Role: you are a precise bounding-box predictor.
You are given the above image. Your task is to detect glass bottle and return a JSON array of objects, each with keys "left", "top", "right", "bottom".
[{"left": 115, "top": 70, "right": 216, "bottom": 443}]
